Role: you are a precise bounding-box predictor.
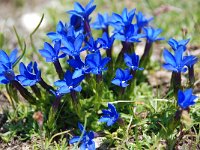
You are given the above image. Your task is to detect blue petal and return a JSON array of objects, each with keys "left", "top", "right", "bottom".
[
  {"left": 9, "top": 49, "right": 18, "bottom": 64},
  {"left": 54, "top": 80, "right": 66, "bottom": 87},
  {"left": 163, "top": 49, "right": 176, "bottom": 66},
  {"left": 69, "top": 136, "right": 80, "bottom": 144},
  {"left": 98, "top": 117, "right": 110, "bottom": 123},
  {"left": 58, "top": 86, "right": 70, "bottom": 94},
  {"left": 78, "top": 122, "right": 84, "bottom": 132},
  {"left": 0, "top": 50, "right": 9, "bottom": 64},
  {"left": 74, "top": 85, "right": 82, "bottom": 92},
  {"left": 74, "top": 34, "right": 84, "bottom": 51},
  {"left": 72, "top": 69, "right": 84, "bottom": 78},
  {"left": 108, "top": 103, "right": 118, "bottom": 114},
  {"left": 111, "top": 78, "right": 121, "bottom": 86}
]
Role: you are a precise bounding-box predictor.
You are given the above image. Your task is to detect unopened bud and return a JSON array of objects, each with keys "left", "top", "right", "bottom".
[{"left": 33, "top": 111, "right": 43, "bottom": 127}]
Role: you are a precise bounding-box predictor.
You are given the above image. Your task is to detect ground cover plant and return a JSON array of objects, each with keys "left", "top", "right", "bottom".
[{"left": 0, "top": 0, "right": 200, "bottom": 149}]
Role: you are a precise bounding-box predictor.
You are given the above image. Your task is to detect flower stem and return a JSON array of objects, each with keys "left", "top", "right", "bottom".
[
  {"left": 140, "top": 41, "right": 152, "bottom": 68},
  {"left": 39, "top": 78, "right": 55, "bottom": 94},
  {"left": 53, "top": 60, "right": 64, "bottom": 79},
  {"left": 116, "top": 42, "right": 134, "bottom": 66},
  {"left": 31, "top": 85, "right": 42, "bottom": 99},
  {"left": 11, "top": 80, "right": 37, "bottom": 104},
  {"left": 188, "top": 65, "right": 195, "bottom": 87},
  {"left": 171, "top": 72, "right": 181, "bottom": 100},
  {"left": 52, "top": 95, "right": 62, "bottom": 111}
]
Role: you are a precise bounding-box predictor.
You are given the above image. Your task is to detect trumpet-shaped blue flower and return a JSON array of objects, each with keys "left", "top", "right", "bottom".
[
  {"left": 143, "top": 27, "right": 164, "bottom": 43},
  {"left": 16, "top": 62, "right": 41, "bottom": 86},
  {"left": 0, "top": 49, "right": 18, "bottom": 84},
  {"left": 114, "top": 24, "right": 145, "bottom": 43},
  {"left": 67, "top": 0, "right": 96, "bottom": 21},
  {"left": 163, "top": 48, "right": 196, "bottom": 73},
  {"left": 111, "top": 68, "right": 133, "bottom": 87},
  {"left": 99, "top": 103, "right": 120, "bottom": 126},
  {"left": 91, "top": 13, "right": 110, "bottom": 30},
  {"left": 178, "top": 88, "right": 198, "bottom": 109},
  {"left": 136, "top": 11, "right": 153, "bottom": 29},
  {"left": 61, "top": 34, "right": 85, "bottom": 57},
  {"left": 98, "top": 32, "right": 115, "bottom": 50},
  {"left": 85, "top": 36, "right": 101, "bottom": 53},
  {"left": 54, "top": 70, "right": 84, "bottom": 94},
  {"left": 69, "top": 123, "right": 95, "bottom": 150},
  {"left": 39, "top": 40, "right": 66, "bottom": 62},
  {"left": 67, "top": 56, "right": 90, "bottom": 78},
  {"left": 168, "top": 38, "right": 190, "bottom": 51},
  {"left": 111, "top": 8, "right": 135, "bottom": 28},
  {"left": 70, "top": 15, "right": 84, "bottom": 33},
  {"left": 85, "top": 52, "right": 111, "bottom": 75},
  {"left": 124, "top": 53, "right": 144, "bottom": 71},
  {"left": 47, "top": 21, "right": 71, "bottom": 42}
]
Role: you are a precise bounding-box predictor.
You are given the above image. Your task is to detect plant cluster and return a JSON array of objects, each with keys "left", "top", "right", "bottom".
[{"left": 0, "top": 0, "right": 199, "bottom": 149}]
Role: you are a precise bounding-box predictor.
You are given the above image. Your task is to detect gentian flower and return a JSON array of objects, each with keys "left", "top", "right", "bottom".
[
  {"left": 67, "top": 0, "right": 96, "bottom": 21},
  {"left": 111, "top": 68, "right": 133, "bottom": 87},
  {"left": 124, "top": 53, "right": 144, "bottom": 71},
  {"left": 85, "top": 36, "right": 101, "bottom": 53},
  {"left": 163, "top": 48, "right": 196, "bottom": 73},
  {"left": 54, "top": 70, "right": 84, "bottom": 95},
  {"left": 47, "top": 21, "right": 71, "bottom": 42},
  {"left": 0, "top": 49, "right": 18, "bottom": 84},
  {"left": 168, "top": 38, "right": 190, "bottom": 51},
  {"left": 143, "top": 27, "right": 164, "bottom": 43},
  {"left": 111, "top": 8, "right": 136, "bottom": 29},
  {"left": 98, "top": 32, "right": 115, "bottom": 50},
  {"left": 70, "top": 14, "right": 84, "bottom": 33},
  {"left": 39, "top": 40, "right": 65, "bottom": 79},
  {"left": 99, "top": 103, "right": 120, "bottom": 126},
  {"left": 136, "top": 11, "right": 153, "bottom": 30},
  {"left": 114, "top": 24, "right": 144, "bottom": 43},
  {"left": 85, "top": 52, "right": 110, "bottom": 75},
  {"left": 91, "top": 13, "right": 110, "bottom": 30},
  {"left": 178, "top": 88, "right": 198, "bottom": 109},
  {"left": 67, "top": 56, "right": 90, "bottom": 78},
  {"left": 69, "top": 123, "right": 95, "bottom": 150},
  {"left": 61, "top": 34, "right": 86, "bottom": 57},
  {"left": 39, "top": 40, "right": 66, "bottom": 62},
  {"left": 16, "top": 62, "right": 41, "bottom": 86}
]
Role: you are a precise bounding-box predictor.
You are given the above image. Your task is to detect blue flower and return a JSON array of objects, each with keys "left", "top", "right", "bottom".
[
  {"left": 67, "top": 56, "right": 89, "bottom": 78},
  {"left": 39, "top": 40, "right": 66, "bottom": 62},
  {"left": 163, "top": 48, "right": 196, "bottom": 73},
  {"left": 114, "top": 24, "right": 145, "bottom": 42},
  {"left": 0, "top": 49, "right": 18, "bottom": 84},
  {"left": 67, "top": 0, "right": 96, "bottom": 21},
  {"left": 16, "top": 62, "right": 41, "bottom": 86},
  {"left": 91, "top": 13, "right": 110, "bottom": 30},
  {"left": 124, "top": 53, "right": 144, "bottom": 71},
  {"left": 111, "top": 68, "right": 133, "bottom": 87},
  {"left": 47, "top": 21, "right": 71, "bottom": 42},
  {"left": 143, "top": 27, "right": 164, "bottom": 43},
  {"left": 85, "top": 36, "right": 101, "bottom": 53},
  {"left": 168, "top": 38, "right": 190, "bottom": 51},
  {"left": 70, "top": 15, "right": 84, "bottom": 32},
  {"left": 54, "top": 70, "right": 84, "bottom": 95},
  {"left": 61, "top": 34, "right": 85, "bottom": 57},
  {"left": 178, "top": 88, "right": 198, "bottom": 109},
  {"left": 69, "top": 123, "right": 95, "bottom": 150},
  {"left": 85, "top": 52, "right": 110, "bottom": 75},
  {"left": 136, "top": 11, "right": 153, "bottom": 29},
  {"left": 97, "top": 32, "right": 115, "bottom": 50},
  {"left": 111, "top": 8, "right": 136, "bottom": 28},
  {"left": 99, "top": 103, "right": 120, "bottom": 126}
]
